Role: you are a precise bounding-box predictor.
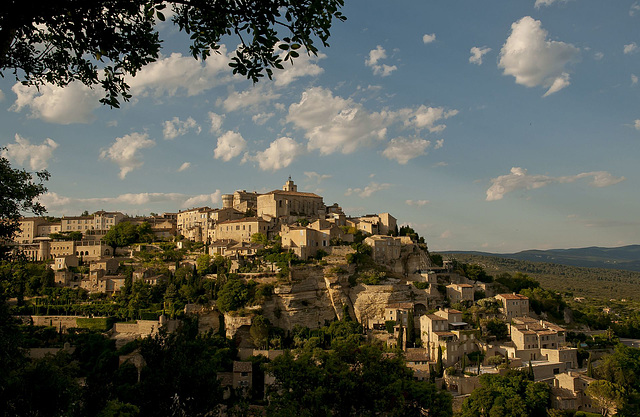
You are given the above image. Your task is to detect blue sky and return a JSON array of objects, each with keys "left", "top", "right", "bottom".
[{"left": 1, "top": 0, "right": 639, "bottom": 252}]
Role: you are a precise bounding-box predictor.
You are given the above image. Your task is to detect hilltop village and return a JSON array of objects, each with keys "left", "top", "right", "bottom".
[{"left": 3, "top": 179, "right": 632, "bottom": 416}]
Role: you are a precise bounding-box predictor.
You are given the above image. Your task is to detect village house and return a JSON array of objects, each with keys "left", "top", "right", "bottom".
[
  {"left": 221, "top": 190, "right": 260, "bottom": 213},
  {"left": 550, "top": 372, "right": 599, "bottom": 413},
  {"left": 446, "top": 283, "right": 474, "bottom": 303},
  {"left": 420, "top": 308, "right": 479, "bottom": 367},
  {"left": 496, "top": 293, "right": 530, "bottom": 319},
  {"left": 349, "top": 213, "right": 397, "bottom": 236},
  {"left": 215, "top": 217, "right": 270, "bottom": 243}
]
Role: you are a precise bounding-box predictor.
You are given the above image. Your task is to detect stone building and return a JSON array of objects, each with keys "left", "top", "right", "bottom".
[
  {"left": 496, "top": 293, "right": 530, "bottom": 319},
  {"left": 257, "top": 179, "right": 324, "bottom": 220}
]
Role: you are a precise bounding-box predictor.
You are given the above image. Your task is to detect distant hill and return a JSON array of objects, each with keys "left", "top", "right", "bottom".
[
  {"left": 436, "top": 252, "right": 640, "bottom": 301},
  {"left": 443, "top": 245, "right": 640, "bottom": 272}
]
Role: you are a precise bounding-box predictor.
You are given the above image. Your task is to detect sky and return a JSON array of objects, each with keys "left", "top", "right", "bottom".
[{"left": 1, "top": 0, "right": 639, "bottom": 253}]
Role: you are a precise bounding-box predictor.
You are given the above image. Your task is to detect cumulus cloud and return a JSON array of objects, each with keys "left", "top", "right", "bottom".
[
  {"left": 287, "top": 87, "right": 388, "bottom": 154},
  {"left": 2, "top": 134, "right": 58, "bottom": 170},
  {"left": 220, "top": 85, "right": 281, "bottom": 112},
  {"left": 183, "top": 191, "right": 222, "bottom": 207},
  {"left": 486, "top": 167, "right": 625, "bottom": 201},
  {"left": 434, "top": 139, "right": 444, "bottom": 149},
  {"left": 100, "top": 133, "right": 155, "bottom": 179},
  {"left": 11, "top": 82, "right": 101, "bottom": 124},
  {"left": 345, "top": 182, "right": 391, "bottom": 198},
  {"left": 128, "top": 50, "right": 231, "bottom": 97},
  {"left": 631, "top": 2, "right": 640, "bottom": 16},
  {"left": 365, "top": 46, "right": 397, "bottom": 77},
  {"left": 469, "top": 46, "right": 491, "bottom": 65},
  {"left": 594, "top": 52, "right": 604, "bottom": 60},
  {"left": 498, "top": 16, "right": 580, "bottom": 96},
  {"left": 252, "top": 112, "right": 275, "bottom": 125},
  {"left": 406, "top": 199, "right": 429, "bottom": 206},
  {"left": 382, "top": 137, "right": 430, "bottom": 164},
  {"left": 214, "top": 131, "right": 246, "bottom": 162},
  {"left": 624, "top": 43, "right": 638, "bottom": 55},
  {"left": 304, "top": 171, "right": 332, "bottom": 183},
  {"left": 250, "top": 137, "right": 302, "bottom": 171},
  {"left": 287, "top": 87, "right": 458, "bottom": 156},
  {"left": 634, "top": 119, "right": 640, "bottom": 130},
  {"left": 177, "top": 162, "right": 191, "bottom": 172},
  {"left": 273, "top": 51, "right": 325, "bottom": 86},
  {"left": 163, "top": 117, "right": 201, "bottom": 140},
  {"left": 632, "top": 74, "right": 638, "bottom": 85},
  {"left": 208, "top": 112, "right": 224, "bottom": 133},
  {"left": 535, "top": 0, "right": 563, "bottom": 7},
  {"left": 405, "top": 106, "right": 458, "bottom": 133},
  {"left": 422, "top": 34, "right": 436, "bottom": 44},
  {"left": 39, "top": 190, "right": 221, "bottom": 212}
]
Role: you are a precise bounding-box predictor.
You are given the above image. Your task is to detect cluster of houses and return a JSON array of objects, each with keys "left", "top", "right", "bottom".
[
  {"left": 375, "top": 290, "right": 600, "bottom": 413},
  {"left": 13, "top": 178, "right": 399, "bottom": 295},
  {"left": 12, "top": 179, "right": 605, "bottom": 413}
]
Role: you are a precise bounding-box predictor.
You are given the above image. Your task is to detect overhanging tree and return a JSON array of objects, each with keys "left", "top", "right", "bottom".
[
  {"left": 0, "top": 150, "right": 49, "bottom": 260},
  {"left": 1, "top": 0, "right": 346, "bottom": 107}
]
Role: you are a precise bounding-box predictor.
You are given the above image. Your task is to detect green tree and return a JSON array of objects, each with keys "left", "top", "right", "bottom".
[
  {"left": 136, "top": 222, "right": 154, "bottom": 243},
  {"left": 102, "top": 221, "right": 139, "bottom": 255},
  {"left": 251, "top": 232, "right": 268, "bottom": 246},
  {"left": 485, "top": 318, "right": 509, "bottom": 341},
  {"left": 459, "top": 371, "right": 550, "bottom": 417},
  {"left": 216, "top": 278, "right": 251, "bottom": 312},
  {"left": 266, "top": 341, "right": 452, "bottom": 416},
  {"left": 1, "top": 0, "right": 346, "bottom": 107},
  {"left": 585, "top": 380, "right": 624, "bottom": 417},
  {"left": 250, "top": 315, "right": 270, "bottom": 349},
  {"left": 0, "top": 151, "right": 49, "bottom": 259}
]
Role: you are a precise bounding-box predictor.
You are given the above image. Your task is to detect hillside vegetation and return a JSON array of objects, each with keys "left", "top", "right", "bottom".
[{"left": 443, "top": 253, "right": 640, "bottom": 301}]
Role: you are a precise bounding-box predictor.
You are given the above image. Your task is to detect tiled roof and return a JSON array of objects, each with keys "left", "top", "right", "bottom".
[{"left": 267, "top": 190, "right": 322, "bottom": 198}]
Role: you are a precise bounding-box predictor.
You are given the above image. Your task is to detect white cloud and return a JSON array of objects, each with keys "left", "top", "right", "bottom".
[
  {"left": 287, "top": 87, "right": 388, "bottom": 155},
  {"left": 252, "top": 112, "right": 275, "bottom": 125},
  {"left": 469, "top": 46, "right": 491, "bottom": 65},
  {"left": 287, "top": 87, "right": 457, "bottom": 156},
  {"left": 631, "top": 2, "right": 640, "bottom": 16},
  {"left": 382, "top": 137, "right": 430, "bottom": 164},
  {"left": 214, "top": 131, "right": 246, "bottom": 162},
  {"left": 345, "top": 182, "right": 391, "bottom": 198},
  {"left": 594, "top": 52, "right": 604, "bottom": 60},
  {"left": 534, "top": 0, "right": 564, "bottom": 8},
  {"left": 220, "top": 85, "right": 281, "bottom": 112},
  {"left": 498, "top": 16, "right": 580, "bottom": 96},
  {"left": 273, "top": 51, "right": 325, "bottom": 86},
  {"left": 634, "top": 119, "right": 640, "bottom": 130},
  {"left": 365, "top": 46, "right": 397, "bottom": 77},
  {"left": 405, "top": 105, "right": 458, "bottom": 133},
  {"left": 251, "top": 137, "right": 302, "bottom": 171},
  {"left": 486, "top": 167, "right": 625, "bottom": 201},
  {"left": 39, "top": 190, "right": 222, "bottom": 212},
  {"left": 624, "top": 43, "right": 638, "bottom": 55},
  {"left": 2, "top": 134, "right": 58, "bottom": 170},
  {"left": 208, "top": 112, "right": 224, "bottom": 133},
  {"left": 542, "top": 72, "right": 571, "bottom": 97},
  {"left": 434, "top": 161, "right": 448, "bottom": 167},
  {"left": 422, "top": 33, "right": 436, "bottom": 44},
  {"left": 304, "top": 171, "right": 332, "bottom": 183},
  {"left": 434, "top": 139, "right": 444, "bottom": 149},
  {"left": 163, "top": 117, "right": 201, "bottom": 140},
  {"left": 128, "top": 50, "right": 231, "bottom": 97},
  {"left": 11, "top": 82, "right": 101, "bottom": 124},
  {"left": 632, "top": 74, "right": 638, "bottom": 85},
  {"left": 406, "top": 199, "right": 429, "bottom": 206},
  {"left": 100, "top": 133, "right": 155, "bottom": 179},
  {"left": 177, "top": 162, "right": 191, "bottom": 172},
  {"left": 183, "top": 191, "right": 222, "bottom": 207}
]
